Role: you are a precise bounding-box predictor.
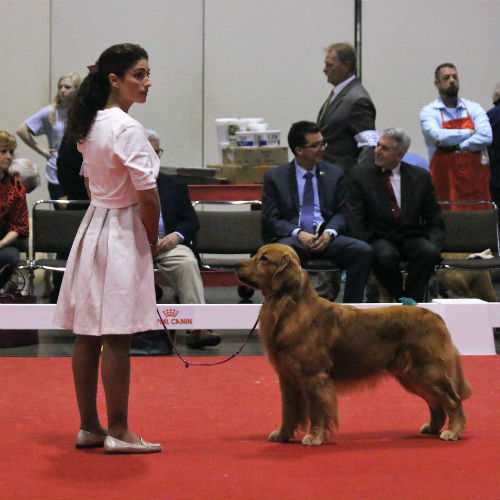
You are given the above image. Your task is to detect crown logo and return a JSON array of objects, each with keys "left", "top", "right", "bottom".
[{"left": 162, "top": 308, "right": 179, "bottom": 318}]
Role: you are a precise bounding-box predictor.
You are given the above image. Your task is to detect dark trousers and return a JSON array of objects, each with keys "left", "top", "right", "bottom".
[
  {"left": 0, "top": 246, "right": 20, "bottom": 289},
  {"left": 276, "top": 235, "right": 373, "bottom": 303},
  {"left": 48, "top": 182, "right": 67, "bottom": 202},
  {"left": 47, "top": 182, "right": 68, "bottom": 302},
  {"left": 371, "top": 237, "right": 441, "bottom": 302}
]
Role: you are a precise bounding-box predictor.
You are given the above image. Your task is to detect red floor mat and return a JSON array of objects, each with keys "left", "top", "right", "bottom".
[{"left": 0, "top": 355, "right": 498, "bottom": 500}]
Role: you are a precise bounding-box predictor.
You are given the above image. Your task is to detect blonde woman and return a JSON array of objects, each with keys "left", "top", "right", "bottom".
[{"left": 16, "top": 72, "right": 81, "bottom": 199}]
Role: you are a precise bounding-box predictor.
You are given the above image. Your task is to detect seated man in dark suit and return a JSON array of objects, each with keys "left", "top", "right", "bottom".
[
  {"left": 346, "top": 127, "right": 445, "bottom": 302},
  {"left": 262, "top": 120, "right": 372, "bottom": 303},
  {"left": 148, "top": 130, "right": 221, "bottom": 349}
]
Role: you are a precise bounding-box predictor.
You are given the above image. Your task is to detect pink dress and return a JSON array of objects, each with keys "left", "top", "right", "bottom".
[{"left": 53, "top": 108, "right": 160, "bottom": 335}]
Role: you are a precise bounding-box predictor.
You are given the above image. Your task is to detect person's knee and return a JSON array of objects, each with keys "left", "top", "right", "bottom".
[
  {"left": 102, "top": 334, "right": 132, "bottom": 352},
  {"left": 373, "top": 248, "right": 400, "bottom": 269},
  {"left": 357, "top": 241, "right": 373, "bottom": 261},
  {"left": 177, "top": 254, "right": 199, "bottom": 274},
  {"left": 414, "top": 245, "right": 441, "bottom": 267}
]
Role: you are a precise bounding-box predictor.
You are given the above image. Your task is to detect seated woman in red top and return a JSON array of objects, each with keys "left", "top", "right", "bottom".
[{"left": 0, "top": 130, "right": 29, "bottom": 291}]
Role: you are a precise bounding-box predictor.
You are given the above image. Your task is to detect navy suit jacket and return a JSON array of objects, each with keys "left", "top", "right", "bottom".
[
  {"left": 262, "top": 160, "right": 347, "bottom": 244},
  {"left": 156, "top": 172, "right": 199, "bottom": 249},
  {"left": 346, "top": 161, "right": 445, "bottom": 247},
  {"left": 317, "top": 78, "right": 376, "bottom": 171}
]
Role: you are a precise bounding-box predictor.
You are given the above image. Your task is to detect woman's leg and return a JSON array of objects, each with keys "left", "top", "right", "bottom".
[
  {"left": 100, "top": 334, "right": 141, "bottom": 443},
  {"left": 72, "top": 334, "right": 106, "bottom": 433}
]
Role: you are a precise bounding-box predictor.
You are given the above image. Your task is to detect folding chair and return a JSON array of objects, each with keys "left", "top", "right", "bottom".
[
  {"left": 435, "top": 200, "right": 500, "bottom": 296},
  {"left": 193, "top": 201, "right": 262, "bottom": 299},
  {"left": 27, "top": 199, "right": 89, "bottom": 293}
]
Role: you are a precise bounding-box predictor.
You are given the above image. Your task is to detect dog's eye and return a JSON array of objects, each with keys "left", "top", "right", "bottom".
[{"left": 259, "top": 255, "right": 268, "bottom": 262}]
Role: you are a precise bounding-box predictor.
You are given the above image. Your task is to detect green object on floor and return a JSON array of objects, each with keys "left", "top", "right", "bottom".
[{"left": 398, "top": 297, "right": 418, "bottom": 306}]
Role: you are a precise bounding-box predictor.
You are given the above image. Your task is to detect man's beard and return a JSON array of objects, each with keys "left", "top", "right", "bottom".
[{"left": 445, "top": 85, "right": 459, "bottom": 97}]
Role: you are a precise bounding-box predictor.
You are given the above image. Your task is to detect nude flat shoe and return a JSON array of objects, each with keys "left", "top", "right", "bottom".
[
  {"left": 75, "top": 429, "right": 107, "bottom": 449},
  {"left": 104, "top": 435, "right": 162, "bottom": 454}
]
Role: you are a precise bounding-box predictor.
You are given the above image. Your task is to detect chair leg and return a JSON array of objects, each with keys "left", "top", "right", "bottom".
[
  {"left": 27, "top": 263, "right": 35, "bottom": 295},
  {"left": 434, "top": 267, "right": 440, "bottom": 300}
]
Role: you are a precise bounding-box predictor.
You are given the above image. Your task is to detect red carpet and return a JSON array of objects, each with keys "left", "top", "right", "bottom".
[{"left": 0, "top": 355, "right": 499, "bottom": 500}]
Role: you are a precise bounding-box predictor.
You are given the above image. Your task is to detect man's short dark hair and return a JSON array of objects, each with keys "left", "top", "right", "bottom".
[
  {"left": 435, "top": 62, "right": 456, "bottom": 80},
  {"left": 288, "top": 121, "right": 320, "bottom": 155}
]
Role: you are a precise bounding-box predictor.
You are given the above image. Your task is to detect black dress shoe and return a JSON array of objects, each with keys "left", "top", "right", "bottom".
[{"left": 185, "top": 330, "right": 221, "bottom": 349}]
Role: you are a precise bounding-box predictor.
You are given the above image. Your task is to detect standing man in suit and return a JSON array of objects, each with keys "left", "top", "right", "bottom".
[
  {"left": 346, "top": 127, "right": 445, "bottom": 302},
  {"left": 315, "top": 42, "right": 377, "bottom": 300},
  {"left": 262, "top": 121, "right": 372, "bottom": 303},
  {"left": 148, "top": 130, "right": 221, "bottom": 349},
  {"left": 317, "top": 42, "right": 377, "bottom": 172}
]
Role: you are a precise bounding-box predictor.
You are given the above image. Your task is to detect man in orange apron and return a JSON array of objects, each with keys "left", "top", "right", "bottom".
[{"left": 420, "top": 63, "right": 492, "bottom": 210}]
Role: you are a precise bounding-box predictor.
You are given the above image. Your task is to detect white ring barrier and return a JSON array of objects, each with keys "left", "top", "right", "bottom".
[{"left": 0, "top": 300, "right": 497, "bottom": 355}]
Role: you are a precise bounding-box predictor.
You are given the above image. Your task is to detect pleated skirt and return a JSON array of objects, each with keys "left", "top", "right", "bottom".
[{"left": 53, "top": 204, "right": 158, "bottom": 335}]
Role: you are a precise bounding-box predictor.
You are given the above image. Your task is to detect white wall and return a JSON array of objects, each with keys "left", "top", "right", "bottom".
[
  {"left": 51, "top": 0, "right": 204, "bottom": 167},
  {"left": 203, "top": 0, "right": 353, "bottom": 165},
  {"left": 2, "top": 0, "right": 499, "bottom": 209},
  {"left": 0, "top": 0, "right": 50, "bottom": 208},
  {"left": 363, "top": 0, "right": 500, "bottom": 159}
]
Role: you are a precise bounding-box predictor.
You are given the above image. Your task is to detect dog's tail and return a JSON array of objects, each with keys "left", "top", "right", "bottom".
[{"left": 451, "top": 348, "right": 472, "bottom": 400}]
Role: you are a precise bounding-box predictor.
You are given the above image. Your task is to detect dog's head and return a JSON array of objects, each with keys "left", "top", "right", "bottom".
[{"left": 236, "top": 244, "right": 305, "bottom": 297}]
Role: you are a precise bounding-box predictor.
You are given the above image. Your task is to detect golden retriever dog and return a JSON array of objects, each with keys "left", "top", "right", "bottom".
[
  {"left": 371, "top": 252, "right": 498, "bottom": 303},
  {"left": 437, "top": 253, "right": 498, "bottom": 301},
  {"left": 236, "top": 243, "right": 472, "bottom": 446}
]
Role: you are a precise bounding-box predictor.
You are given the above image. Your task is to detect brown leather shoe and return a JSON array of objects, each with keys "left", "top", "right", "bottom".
[{"left": 185, "top": 329, "right": 221, "bottom": 349}]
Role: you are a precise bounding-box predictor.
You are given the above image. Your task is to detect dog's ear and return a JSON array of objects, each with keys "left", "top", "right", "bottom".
[{"left": 271, "top": 253, "right": 301, "bottom": 292}]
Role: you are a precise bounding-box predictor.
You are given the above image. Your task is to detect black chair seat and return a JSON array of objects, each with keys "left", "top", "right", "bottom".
[
  {"left": 434, "top": 201, "right": 500, "bottom": 298},
  {"left": 438, "top": 257, "right": 500, "bottom": 271},
  {"left": 303, "top": 259, "right": 340, "bottom": 272},
  {"left": 25, "top": 199, "right": 90, "bottom": 293}
]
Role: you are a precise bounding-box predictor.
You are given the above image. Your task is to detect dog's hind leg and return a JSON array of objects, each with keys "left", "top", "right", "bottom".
[
  {"left": 398, "top": 364, "right": 467, "bottom": 440},
  {"left": 396, "top": 375, "right": 447, "bottom": 434},
  {"left": 429, "top": 377, "right": 466, "bottom": 441},
  {"left": 301, "top": 372, "right": 335, "bottom": 446},
  {"left": 269, "top": 374, "right": 307, "bottom": 443}
]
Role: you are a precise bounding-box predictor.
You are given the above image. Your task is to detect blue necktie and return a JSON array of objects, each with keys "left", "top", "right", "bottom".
[{"left": 301, "top": 171, "right": 315, "bottom": 233}]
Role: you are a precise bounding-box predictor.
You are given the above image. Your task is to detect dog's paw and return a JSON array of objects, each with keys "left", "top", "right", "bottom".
[
  {"left": 420, "top": 423, "right": 440, "bottom": 434},
  {"left": 302, "top": 434, "right": 323, "bottom": 446},
  {"left": 268, "top": 430, "right": 288, "bottom": 442},
  {"left": 439, "top": 430, "right": 459, "bottom": 441}
]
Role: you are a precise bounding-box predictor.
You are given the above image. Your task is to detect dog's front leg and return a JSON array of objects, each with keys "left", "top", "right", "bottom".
[
  {"left": 302, "top": 372, "right": 335, "bottom": 446},
  {"left": 269, "top": 373, "right": 306, "bottom": 443}
]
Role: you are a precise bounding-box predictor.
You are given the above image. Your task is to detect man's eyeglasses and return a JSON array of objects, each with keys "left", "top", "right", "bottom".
[
  {"left": 302, "top": 141, "right": 327, "bottom": 149},
  {"left": 154, "top": 148, "right": 164, "bottom": 158}
]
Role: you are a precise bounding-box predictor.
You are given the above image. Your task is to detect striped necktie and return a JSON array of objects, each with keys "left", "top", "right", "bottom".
[{"left": 318, "top": 89, "right": 335, "bottom": 123}]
